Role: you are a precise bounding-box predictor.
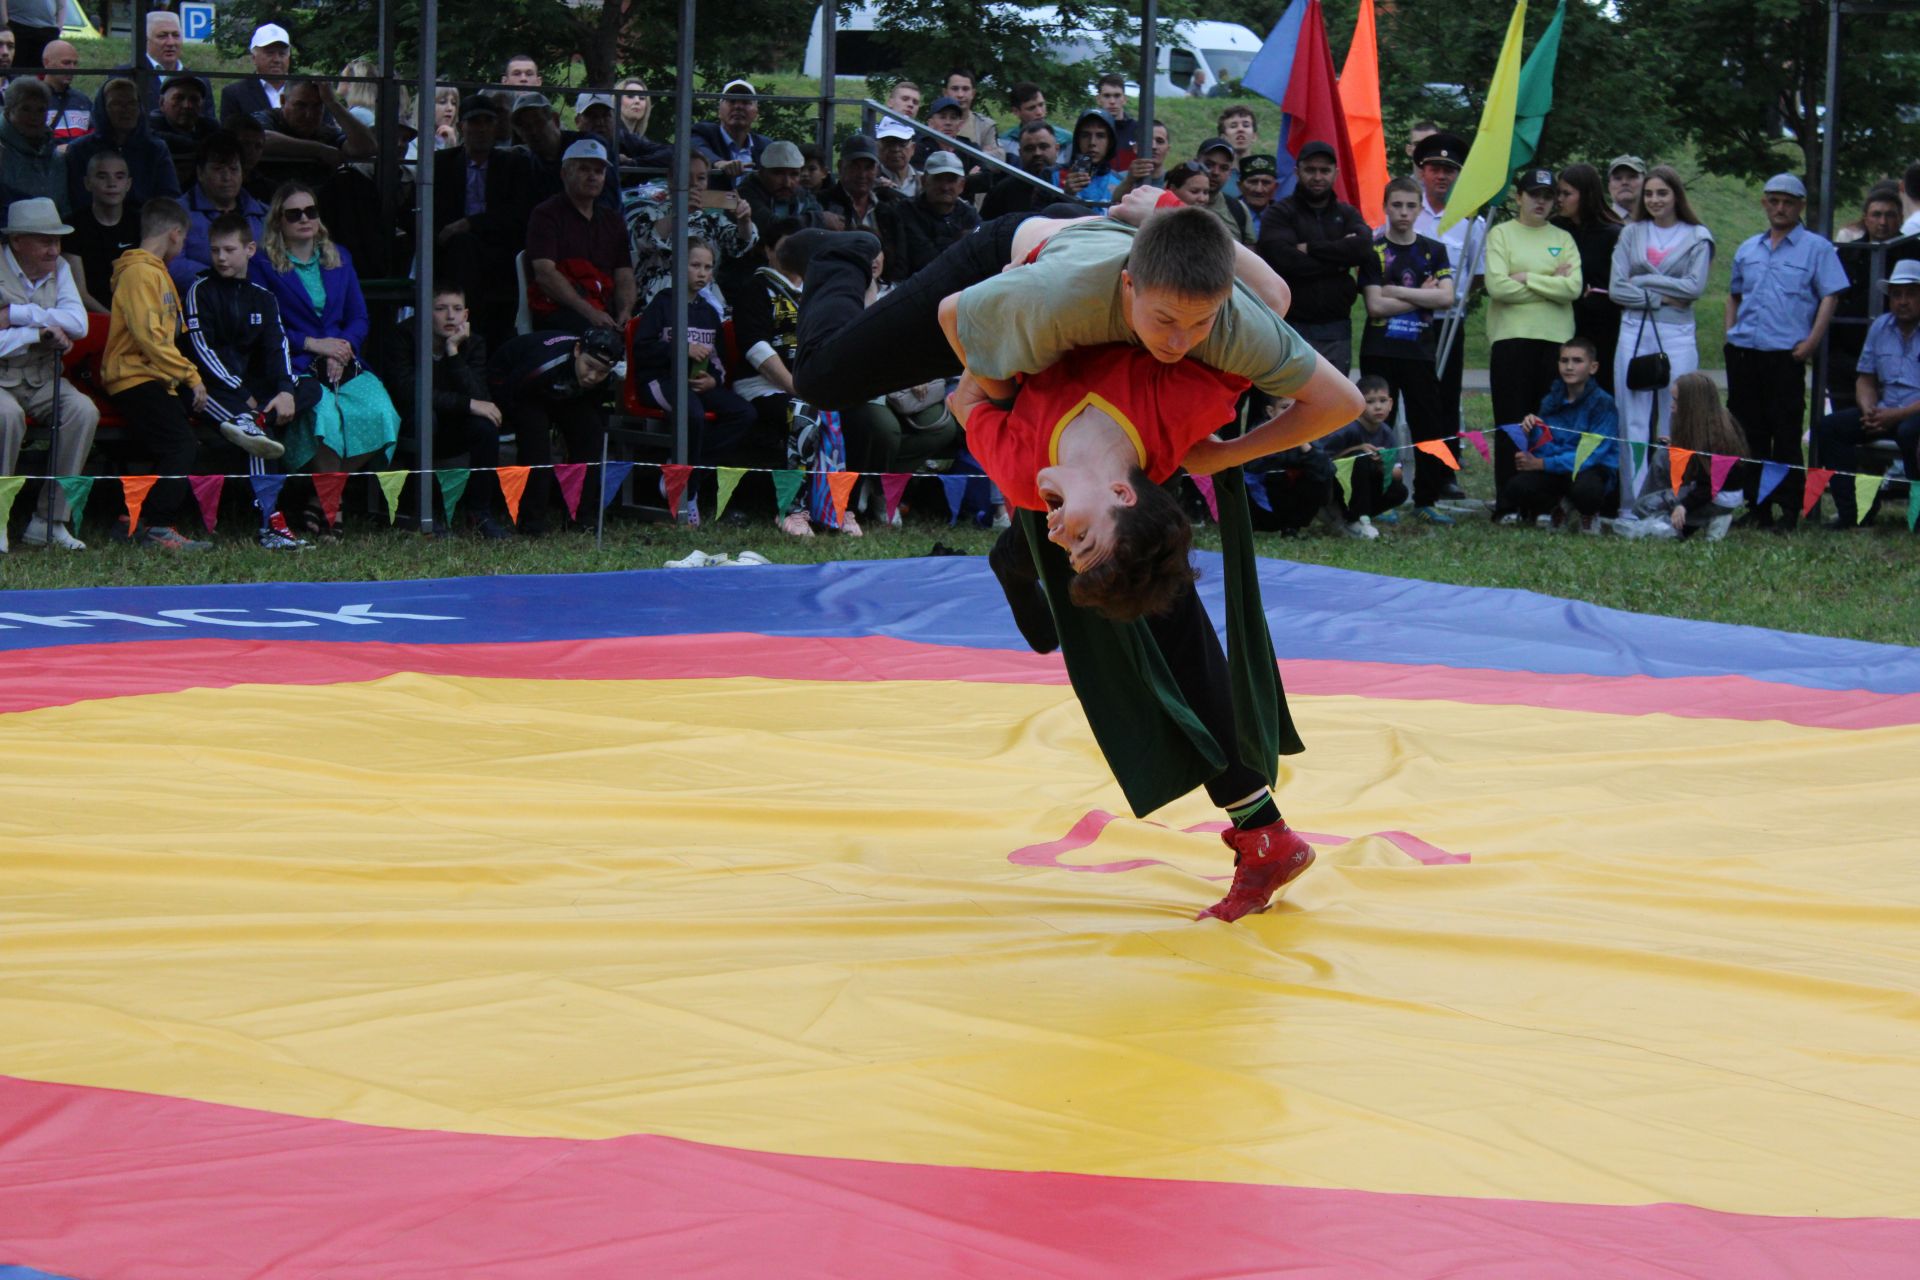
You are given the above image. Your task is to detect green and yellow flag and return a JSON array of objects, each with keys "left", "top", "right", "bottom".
[{"left": 1441, "top": 0, "right": 1530, "bottom": 233}]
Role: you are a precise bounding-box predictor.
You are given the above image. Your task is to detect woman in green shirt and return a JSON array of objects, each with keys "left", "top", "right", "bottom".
[{"left": 1485, "top": 167, "right": 1582, "bottom": 493}]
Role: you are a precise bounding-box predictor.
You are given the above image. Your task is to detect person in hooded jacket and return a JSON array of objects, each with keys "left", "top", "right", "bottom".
[
  {"left": 66, "top": 78, "right": 180, "bottom": 210},
  {"left": 1059, "top": 109, "right": 1121, "bottom": 213}
]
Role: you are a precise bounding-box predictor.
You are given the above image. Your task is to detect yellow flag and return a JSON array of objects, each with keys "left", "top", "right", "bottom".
[{"left": 1440, "top": 0, "right": 1529, "bottom": 233}]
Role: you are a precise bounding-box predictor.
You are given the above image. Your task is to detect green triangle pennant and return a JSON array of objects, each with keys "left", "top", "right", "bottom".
[
  {"left": 0, "top": 475, "right": 22, "bottom": 527},
  {"left": 1333, "top": 455, "right": 1356, "bottom": 503},
  {"left": 1572, "top": 432, "right": 1603, "bottom": 477},
  {"left": 376, "top": 471, "right": 407, "bottom": 523},
  {"left": 1909, "top": 481, "right": 1920, "bottom": 532},
  {"left": 715, "top": 467, "right": 747, "bottom": 519},
  {"left": 1629, "top": 439, "right": 1647, "bottom": 472},
  {"left": 1852, "top": 472, "right": 1883, "bottom": 525},
  {"left": 436, "top": 468, "right": 471, "bottom": 523},
  {"left": 771, "top": 469, "right": 804, "bottom": 515},
  {"left": 55, "top": 476, "right": 94, "bottom": 528},
  {"left": 1375, "top": 446, "right": 1399, "bottom": 490}
]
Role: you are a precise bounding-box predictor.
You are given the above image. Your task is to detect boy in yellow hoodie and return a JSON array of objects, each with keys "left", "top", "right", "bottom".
[{"left": 103, "top": 197, "right": 212, "bottom": 550}]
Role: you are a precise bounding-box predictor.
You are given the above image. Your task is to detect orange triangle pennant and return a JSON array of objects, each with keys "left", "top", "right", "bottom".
[
  {"left": 121, "top": 475, "right": 157, "bottom": 533},
  {"left": 498, "top": 466, "right": 530, "bottom": 523},
  {"left": 1414, "top": 439, "right": 1460, "bottom": 471},
  {"left": 826, "top": 471, "right": 858, "bottom": 522},
  {"left": 1668, "top": 447, "right": 1695, "bottom": 493}
]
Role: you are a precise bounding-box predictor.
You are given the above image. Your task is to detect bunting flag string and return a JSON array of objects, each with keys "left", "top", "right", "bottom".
[
  {"left": 1667, "top": 447, "right": 1696, "bottom": 494},
  {"left": 554, "top": 463, "right": 588, "bottom": 520},
  {"left": 2, "top": 433, "right": 1913, "bottom": 537},
  {"left": 435, "top": 468, "right": 471, "bottom": 524},
  {"left": 1191, "top": 474, "right": 1221, "bottom": 523},
  {"left": 881, "top": 473, "right": 911, "bottom": 522},
  {"left": 375, "top": 471, "right": 408, "bottom": 524},
  {"left": 825, "top": 471, "right": 859, "bottom": 524},
  {"left": 55, "top": 476, "right": 93, "bottom": 528},
  {"left": 313, "top": 472, "right": 348, "bottom": 526},
  {"left": 715, "top": 467, "right": 747, "bottom": 520},
  {"left": 497, "top": 467, "right": 529, "bottom": 524},
  {"left": 189, "top": 474, "right": 224, "bottom": 530},
  {"left": 1332, "top": 457, "right": 1356, "bottom": 504}
]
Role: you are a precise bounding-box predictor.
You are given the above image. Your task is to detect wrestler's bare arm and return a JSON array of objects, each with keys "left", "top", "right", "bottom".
[{"left": 1182, "top": 354, "right": 1365, "bottom": 475}]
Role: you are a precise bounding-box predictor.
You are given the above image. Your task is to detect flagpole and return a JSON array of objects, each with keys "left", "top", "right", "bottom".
[{"left": 1138, "top": 0, "right": 1156, "bottom": 171}]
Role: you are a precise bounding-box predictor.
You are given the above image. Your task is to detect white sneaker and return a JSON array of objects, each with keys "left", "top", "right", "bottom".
[
  {"left": 219, "top": 418, "right": 287, "bottom": 460},
  {"left": 0, "top": 524, "right": 8, "bottom": 553},
  {"left": 729, "top": 550, "right": 772, "bottom": 566},
  {"left": 23, "top": 516, "right": 86, "bottom": 550},
  {"left": 1341, "top": 519, "right": 1378, "bottom": 539}
]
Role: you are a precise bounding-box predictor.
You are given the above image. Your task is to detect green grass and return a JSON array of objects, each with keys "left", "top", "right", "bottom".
[{"left": 8, "top": 396, "right": 1915, "bottom": 646}]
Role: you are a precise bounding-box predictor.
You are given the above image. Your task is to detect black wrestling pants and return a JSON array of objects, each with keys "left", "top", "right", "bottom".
[{"left": 794, "top": 213, "right": 1035, "bottom": 409}]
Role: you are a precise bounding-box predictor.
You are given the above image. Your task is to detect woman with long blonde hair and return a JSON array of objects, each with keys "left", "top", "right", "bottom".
[
  {"left": 1615, "top": 371, "right": 1747, "bottom": 540},
  {"left": 250, "top": 182, "right": 401, "bottom": 533}
]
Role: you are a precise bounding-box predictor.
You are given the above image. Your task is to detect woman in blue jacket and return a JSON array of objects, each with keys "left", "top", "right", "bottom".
[{"left": 250, "top": 180, "right": 400, "bottom": 529}]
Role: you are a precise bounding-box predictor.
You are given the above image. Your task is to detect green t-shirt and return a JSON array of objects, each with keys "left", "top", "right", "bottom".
[{"left": 953, "top": 218, "right": 1318, "bottom": 399}]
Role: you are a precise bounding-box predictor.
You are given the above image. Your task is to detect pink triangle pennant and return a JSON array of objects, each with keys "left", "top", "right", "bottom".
[
  {"left": 1191, "top": 474, "right": 1219, "bottom": 523},
  {"left": 554, "top": 463, "right": 587, "bottom": 520},
  {"left": 1463, "top": 429, "right": 1492, "bottom": 465},
  {"left": 188, "top": 474, "right": 224, "bottom": 531},
  {"left": 881, "top": 473, "right": 911, "bottom": 521},
  {"left": 1706, "top": 453, "right": 1738, "bottom": 498}
]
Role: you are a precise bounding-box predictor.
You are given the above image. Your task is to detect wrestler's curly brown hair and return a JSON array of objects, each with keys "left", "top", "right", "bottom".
[{"left": 1066, "top": 469, "right": 1198, "bottom": 622}]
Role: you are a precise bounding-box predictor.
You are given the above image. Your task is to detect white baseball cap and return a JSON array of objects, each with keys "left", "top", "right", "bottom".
[
  {"left": 923, "top": 152, "right": 965, "bottom": 177},
  {"left": 876, "top": 118, "right": 915, "bottom": 142},
  {"left": 574, "top": 92, "right": 615, "bottom": 115},
  {"left": 561, "top": 137, "right": 610, "bottom": 166},
  {"left": 249, "top": 22, "right": 291, "bottom": 51}
]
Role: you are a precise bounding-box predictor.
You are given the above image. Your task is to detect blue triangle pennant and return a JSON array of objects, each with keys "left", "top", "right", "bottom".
[
  {"left": 600, "top": 460, "right": 635, "bottom": 510},
  {"left": 248, "top": 471, "right": 287, "bottom": 516},
  {"left": 939, "top": 474, "right": 970, "bottom": 526},
  {"left": 1754, "top": 460, "right": 1791, "bottom": 506}
]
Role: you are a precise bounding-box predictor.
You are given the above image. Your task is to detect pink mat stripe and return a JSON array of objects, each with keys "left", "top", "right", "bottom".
[
  {"left": 1, "top": 1074, "right": 1914, "bottom": 1279},
  {"left": 4, "top": 635, "right": 1917, "bottom": 730}
]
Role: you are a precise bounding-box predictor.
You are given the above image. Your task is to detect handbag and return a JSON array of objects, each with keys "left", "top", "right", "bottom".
[{"left": 1624, "top": 308, "right": 1671, "bottom": 392}]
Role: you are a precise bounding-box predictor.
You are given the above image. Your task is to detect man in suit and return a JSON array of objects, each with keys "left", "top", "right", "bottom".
[
  {"left": 690, "top": 78, "right": 770, "bottom": 190},
  {"left": 96, "top": 11, "right": 210, "bottom": 116},
  {"left": 433, "top": 95, "right": 534, "bottom": 347},
  {"left": 219, "top": 24, "right": 293, "bottom": 128}
]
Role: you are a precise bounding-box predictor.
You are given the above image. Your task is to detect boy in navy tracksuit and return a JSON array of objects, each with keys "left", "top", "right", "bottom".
[{"left": 180, "top": 211, "right": 319, "bottom": 547}]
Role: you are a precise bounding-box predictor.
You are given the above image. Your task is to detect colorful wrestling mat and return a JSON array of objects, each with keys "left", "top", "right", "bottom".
[{"left": 2, "top": 555, "right": 1918, "bottom": 1277}]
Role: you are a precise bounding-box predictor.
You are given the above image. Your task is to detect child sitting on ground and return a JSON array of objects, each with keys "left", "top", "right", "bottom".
[
  {"left": 1615, "top": 371, "right": 1749, "bottom": 540},
  {"left": 1315, "top": 373, "right": 1408, "bottom": 538},
  {"left": 181, "top": 211, "right": 319, "bottom": 550},
  {"left": 1492, "top": 336, "right": 1619, "bottom": 531}
]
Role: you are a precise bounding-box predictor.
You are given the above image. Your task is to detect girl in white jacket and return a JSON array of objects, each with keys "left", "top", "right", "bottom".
[{"left": 1608, "top": 165, "right": 1715, "bottom": 511}]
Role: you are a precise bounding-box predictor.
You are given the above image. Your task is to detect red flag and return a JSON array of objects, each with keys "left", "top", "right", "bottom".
[
  {"left": 188, "top": 475, "right": 223, "bottom": 531},
  {"left": 554, "top": 463, "right": 587, "bottom": 520},
  {"left": 121, "top": 475, "right": 157, "bottom": 533},
  {"left": 1801, "top": 467, "right": 1834, "bottom": 518},
  {"left": 498, "top": 466, "right": 531, "bottom": 523},
  {"left": 659, "top": 463, "right": 693, "bottom": 520},
  {"left": 1338, "top": 0, "right": 1388, "bottom": 226},
  {"left": 881, "top": 473, "right": 911, "bottom": 522},
  {"left": 1667, "top": 447, "right": 1695, "bottom": 493},
  {"left": 1282, "top": 0, "right": 1360, "bottom": 207},
  {"left": 313, "top": 472, "right": 349, "bottom": 525}
]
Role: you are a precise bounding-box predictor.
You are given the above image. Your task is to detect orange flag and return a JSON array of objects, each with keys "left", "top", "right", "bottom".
[
  {"left": 121, "top": 475, "right": 157, "bottom": 532},
  {"left": 826, "top": 471, "right": 859, "bottom": 524},
  {"left": 1339, "top": 0, "right": 1388, "bottom": 227},
  {"left": 1667, "top": 447, "right": 1695, "bottom": 493},
  {"left": 1414, "top": 439, "right": 1461, "bottom": 471},
  {"left": 498, "top": 466, "right": 530, "bottom": 523}
]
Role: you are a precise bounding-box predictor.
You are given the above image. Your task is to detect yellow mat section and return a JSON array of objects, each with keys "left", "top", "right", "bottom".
[{"left": 4, "top": 673, "right": 1919, "bottom": 1219}]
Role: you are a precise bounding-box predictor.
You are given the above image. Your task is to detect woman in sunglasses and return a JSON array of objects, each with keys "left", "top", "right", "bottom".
[{"left": 250, "top": 180, "right": 401, "bottom": 535}]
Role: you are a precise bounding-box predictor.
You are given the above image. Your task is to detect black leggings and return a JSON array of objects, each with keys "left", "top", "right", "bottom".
[{"left": 794, "top": 213, "right": 1035, "bottom": 409}]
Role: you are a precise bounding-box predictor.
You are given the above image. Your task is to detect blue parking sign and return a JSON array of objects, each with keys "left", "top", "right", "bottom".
[{"left": 180, "top": 2, "right": 215, "bottom": 42}]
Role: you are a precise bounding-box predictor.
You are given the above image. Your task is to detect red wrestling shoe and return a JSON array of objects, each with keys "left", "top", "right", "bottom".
[{"left": 1196, "top": 821, "right": 1316, "bottom": 922}]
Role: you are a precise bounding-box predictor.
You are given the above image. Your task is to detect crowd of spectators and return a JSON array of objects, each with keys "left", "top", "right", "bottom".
[{"left": 2, "top": 26, "right": 1917, "bottom": 556}]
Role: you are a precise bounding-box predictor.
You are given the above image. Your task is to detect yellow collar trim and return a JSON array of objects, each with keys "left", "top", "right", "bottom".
[{"left": 1048, "top": 390, "right": 1147, "bottom": 470}]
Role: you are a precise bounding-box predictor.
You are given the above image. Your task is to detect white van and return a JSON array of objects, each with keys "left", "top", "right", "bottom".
[{"left": 803, "top": 4, "right": 1264, "bottom": 101}]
